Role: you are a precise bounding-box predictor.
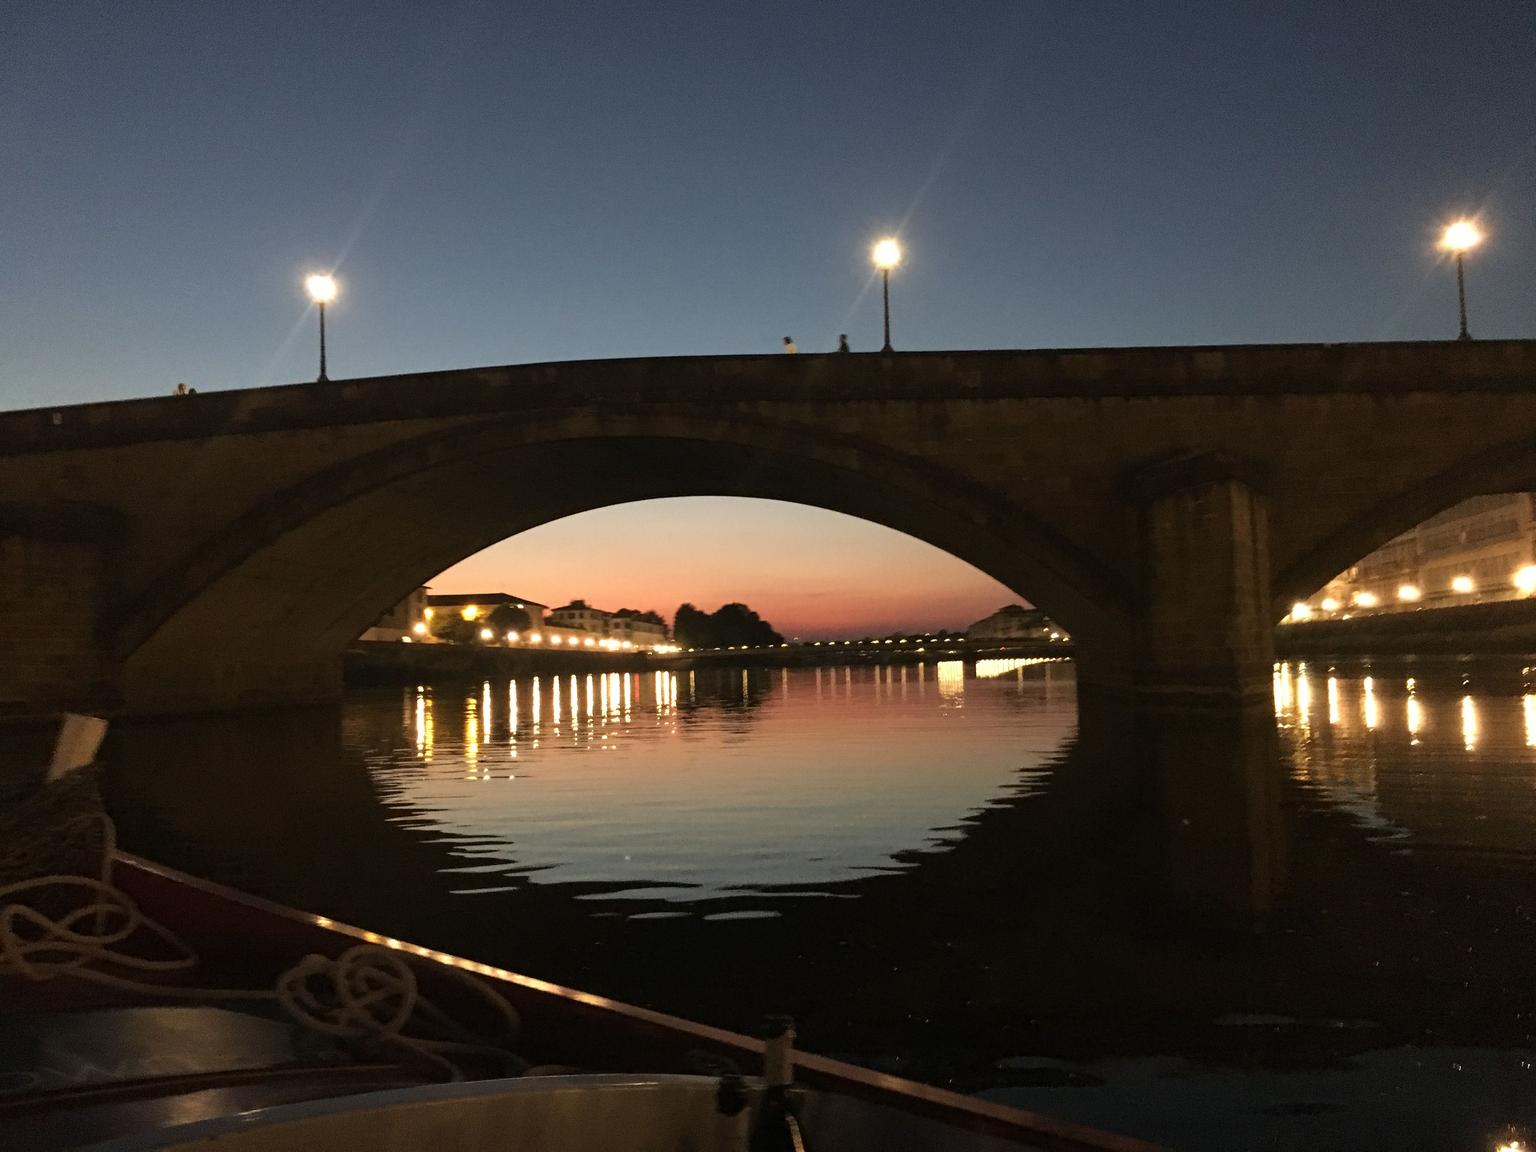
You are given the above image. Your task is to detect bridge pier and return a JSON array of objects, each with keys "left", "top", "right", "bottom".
[
  {"left": 122, "top": 653, "right": 344, "bottom": 717},
  {"left": 1131, "top": 457, "right": 1275, "bottom": 705},
  {"left": 0, "top": 505, "right": 123, "bottom": 716}
]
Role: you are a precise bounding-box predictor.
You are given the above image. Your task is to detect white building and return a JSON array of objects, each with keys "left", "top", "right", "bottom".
[
  {"left": 546, "top": 600, "right": 673, "bottom": 650},
  {"left": 1293, "top": 493, "right": 1536, "bottom": 620},
  {"left": 965, "top": 604, "right": 1060, "bottom": 643}
]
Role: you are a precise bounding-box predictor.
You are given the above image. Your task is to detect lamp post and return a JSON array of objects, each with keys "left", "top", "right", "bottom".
[
  {"left": 304, "top": 273, "right": 338, "bottom": 381},
  {"left": 871, "top": 237, "right": 902, "bottom": 352},
  {"left": 1439, "top": 220, "right": 1482, "bottom": 341}
]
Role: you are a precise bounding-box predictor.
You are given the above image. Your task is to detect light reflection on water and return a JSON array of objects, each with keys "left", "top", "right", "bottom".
[
  {"left": 354, "top": 661, "right": 1074, "bottom": 904},
  {"left": 1273, "top": 659, "right": 1536, "bottom": 858}
]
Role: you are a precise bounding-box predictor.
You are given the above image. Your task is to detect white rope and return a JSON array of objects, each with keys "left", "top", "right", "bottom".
[
  {"left": 0, "top": 815, "right": 523, "bottom": 1079},
  {"left": 275, "top": 944, "right": 524, "bottom": 1079},
  {"left": 0, "top": 813, "right": 225, "bottom": 994}
]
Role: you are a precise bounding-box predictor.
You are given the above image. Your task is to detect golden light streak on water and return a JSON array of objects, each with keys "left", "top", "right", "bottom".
[
  {"left": 974, "top": 657, "right": 1059, "bottom": 679},
  {"left": 1363, "top": 676, "right": 1378, "bottom": 731},
  {"left": 936, "top": 660, "right": 965, "bottom": 699},
  {"left": 414, "top": 691, "right": 434, "bottom": 760}
]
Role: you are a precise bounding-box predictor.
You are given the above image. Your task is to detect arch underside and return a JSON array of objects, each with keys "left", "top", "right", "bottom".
[
  {"left": 120, "top": 419, "right": 1137, "bottom": 710},
  {"left": 1274, "top": 434, "right": 1536, "bottom": 615}
]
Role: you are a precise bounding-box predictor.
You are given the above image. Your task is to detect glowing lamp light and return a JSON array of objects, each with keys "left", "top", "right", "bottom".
[
  {"left": 1290, "top": 602, "right": 1313, "bottom": 621},
  {"left": 1398, "top": 584, "right": 1421, "bottom": 602},
  {"left": 412, "top": 622, "right": 427, "bottom": 635},
  {"left": 423, "top": 607, "right": 434, "bottom": 620},
  {"left": 478, "top": 627, "right": 494, "bottom": 641},
  {"left": 506, "top": 631, "right": 519, "bottom": 642},
  {"left": 1353, "top": 591, "right": 1379, "bottom": 608},
  {"left": 527, "top": 632, "right": 542, "bottom": 644},
  {"left": 1514, "top": 566, "right": 1536, "bottom": 595},
  {"left": 1440, "top": 220, "right": 1483, "bottom": 253},
  {"left": 549, "top": 635, "right": 563, "bottom": 645},
  {"left": 461, "top": 605, "right": 479, "bottom": 620},
  {"left": 1320, "top": 597, "right": 1341, "bottom": 612},
  {"left": 303, "top": 273, "right": 339, "bottom": 382},
  {"left": 871, "top": 237, "right": 902, "bottom": 270},
  {"left": 1452, "top": 575, "right": 1475, "bottom": 594},
  {"left": 584, "top": 637, "right": 596, "bottom": 648},
  {"left": 304, "top": 273, "right": 338, "bottom": 303}
]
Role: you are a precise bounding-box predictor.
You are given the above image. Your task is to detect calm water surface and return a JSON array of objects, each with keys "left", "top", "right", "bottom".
[
  {"left": 360, "top": 660, "right": 1069, "bottom": 906},
  {"left": 106, "top": 656, "right": 1536, "bottom": 1151}
]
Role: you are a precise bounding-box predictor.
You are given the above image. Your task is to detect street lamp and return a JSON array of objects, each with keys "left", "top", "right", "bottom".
[
  {"left": 871, "top": 237, "right": 902, "bottom": 352},
  {"left": 304, "top": 273, "right": 338, "bottom": 381},
  {"left": 1439, "top": 220, "right": 1482, "bottom": 341}
]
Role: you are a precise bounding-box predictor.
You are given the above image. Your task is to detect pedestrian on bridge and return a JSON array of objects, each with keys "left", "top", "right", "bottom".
[{"left": 782, "top": 337, "right": 797, "bottom": 354}]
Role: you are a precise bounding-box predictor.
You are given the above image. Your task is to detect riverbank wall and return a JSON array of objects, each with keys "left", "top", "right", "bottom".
[
  {"left": 1274, "top": 599, "right": 1536, "bottom": 658},
  {"left": 658, "top": 640, "right": 1073, "bottom": 671},
  {"left": 343, "top": 638, "right": 1075, "bottom": 687},
  {"left": 343, "top": 641, "right": 652, "bottom": 686}
]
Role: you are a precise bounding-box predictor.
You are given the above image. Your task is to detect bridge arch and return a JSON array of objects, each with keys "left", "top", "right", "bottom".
[
  {"left": 1274, "top": 433, "right": 1536, "bottom": 613},
  {"left": 117, "top": 408, "right": 1135, "bottom": 713}
]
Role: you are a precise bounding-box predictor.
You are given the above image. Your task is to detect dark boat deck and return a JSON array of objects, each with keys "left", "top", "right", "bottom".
[{"left": 1, "top": 853, "right": 1165, "bottom": 1152}]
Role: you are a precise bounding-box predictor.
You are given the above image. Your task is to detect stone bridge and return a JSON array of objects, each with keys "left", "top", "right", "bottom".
[{"left": 2, "top": 341, "right": 1533, "bottom": 717}]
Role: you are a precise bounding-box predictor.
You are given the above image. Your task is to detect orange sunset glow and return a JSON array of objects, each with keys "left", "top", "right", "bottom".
[{"left": 430, "top": 497, "right": 1023, "bottom": 638}]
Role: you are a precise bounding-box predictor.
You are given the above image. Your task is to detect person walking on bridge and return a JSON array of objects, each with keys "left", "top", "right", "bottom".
[
  {"left": 782, "top": 336, "right": 797, "bottom": 354},
  {"left": 836, "top": 334, "right": 850, "bottom": 353}
]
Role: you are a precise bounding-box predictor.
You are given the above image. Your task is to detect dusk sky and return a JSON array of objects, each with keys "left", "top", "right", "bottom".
[
  {"left": 434, "top": 498, "right": 1019, "bottom": 640},
  {"left": 4, "top": 4, "right": 1534, "bottom": 636}
]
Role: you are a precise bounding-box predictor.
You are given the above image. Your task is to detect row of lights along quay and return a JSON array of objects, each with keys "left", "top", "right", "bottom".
[
  {"left": 292, "top": 216, "right": 1483, "bottom": 385},
  {"left": 1289, "top": 563, "right": 1536, "bottom": 622},
  {"left": 395, "top": 620, "right": 1067, "bottom": 660}
]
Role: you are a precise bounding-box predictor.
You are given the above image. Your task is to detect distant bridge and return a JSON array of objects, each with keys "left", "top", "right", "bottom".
[{"left": 2, "top": 341, "right": 1534, "bottom": 716}]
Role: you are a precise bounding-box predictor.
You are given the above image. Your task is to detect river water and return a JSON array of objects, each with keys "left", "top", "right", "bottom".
[{"left": 104, "top": 656, "right": 1536, "bottom": 1151}]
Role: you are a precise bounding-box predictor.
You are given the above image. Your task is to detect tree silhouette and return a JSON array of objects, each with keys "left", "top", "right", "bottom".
[{"left": 673, "top": 602, "right": 783, "bottom": 648}]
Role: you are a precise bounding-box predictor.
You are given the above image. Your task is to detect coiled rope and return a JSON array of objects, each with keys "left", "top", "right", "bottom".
[{"left": 0, "top": 814, "right": 523, "bottom": 1079}]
